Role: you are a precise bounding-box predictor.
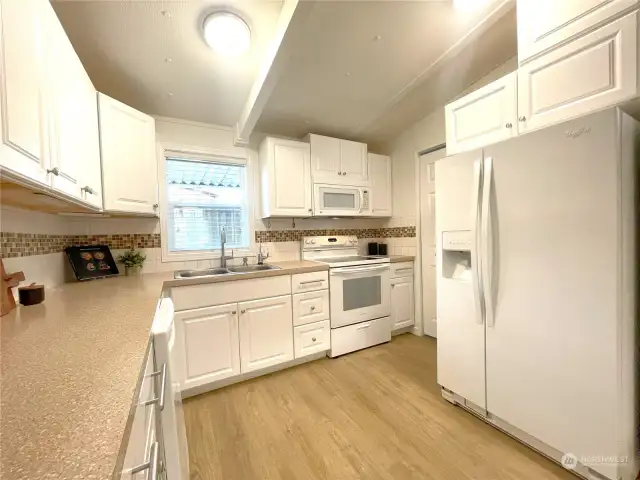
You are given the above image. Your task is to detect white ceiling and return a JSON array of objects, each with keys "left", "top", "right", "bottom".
[
  {"left": 52, "top": 0, "right": 283, "bottom": 127},
  {"left": 256, "top": 0, "right": 517, "bottom": 147},
  {"left": 52, "top": 0, "right": 517, "bottom": 148}
]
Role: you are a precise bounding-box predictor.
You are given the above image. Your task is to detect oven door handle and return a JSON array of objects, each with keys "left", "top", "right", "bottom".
[{"left": 330, "top": 265, "right": 390, "bottom": 275}]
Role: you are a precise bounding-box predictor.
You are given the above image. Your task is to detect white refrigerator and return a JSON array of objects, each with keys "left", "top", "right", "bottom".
[{"left": 436, "top": 108, "right": 638, "bottom": 480}]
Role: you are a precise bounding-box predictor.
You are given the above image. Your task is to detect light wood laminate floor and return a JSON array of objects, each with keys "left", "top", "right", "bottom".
[{"left": 184, "top": 334, "right": 575, "bottom": 480}]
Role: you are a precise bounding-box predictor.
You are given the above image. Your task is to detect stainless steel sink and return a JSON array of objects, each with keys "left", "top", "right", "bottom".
[
  {"left": 227, "top": 265, "right": 281, "bottom": 273},
  {"left": 174, "top": 268, "right": 231, "bottom": 279},
  {"left": 174, "top": 264, "right": 280, "bottom": 279}
]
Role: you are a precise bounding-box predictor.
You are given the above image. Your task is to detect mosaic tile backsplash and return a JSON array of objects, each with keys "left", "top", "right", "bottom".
[{"left": 1, "top": 227, "right": 416, "bottom": 258}]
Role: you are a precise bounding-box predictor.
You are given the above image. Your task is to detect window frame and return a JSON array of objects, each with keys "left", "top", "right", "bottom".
[{"left": 158, "top": 144, "right": 255, "bottom": 263}]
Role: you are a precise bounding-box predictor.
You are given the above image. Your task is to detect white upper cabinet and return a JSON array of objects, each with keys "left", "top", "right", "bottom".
[
  {"left": 445, "top": 72, "right": 518, "bottom": 155},
  {"left": 518, "top": 0, "right": 639, "bottom": 62},
  {"left": 238, "top": 295, "right": 294, "bottom": 373},
  {"left": 98, "top": 93, "right": 158, "bottom": 215},
  {"left": 339, "top": 139, "right": 368, "bottom": 185},
  {"left": 518, "top": 12, "right": 638, "bottom": 134},
  {"left": 259, "top": 137, "right": 312, "bottom": 218},
  {"left": 308, "top": 134, "right": 368, "bottom": 185},
  {"left": 44, "top": 6, "right": 102, "bottom": 205},
  {"left": 175, "top": 304, "right": 241, "bottom": 390},
  {"left": 0, "top": 0, "right": 49, "bottom": 185},
  {"left": 368, "top": 153, "right": 392, "bottom": 217}
]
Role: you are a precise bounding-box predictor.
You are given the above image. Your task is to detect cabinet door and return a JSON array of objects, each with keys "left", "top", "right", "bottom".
[
  {"left": 239, "top": 295, "right": 293, "bottom": 373},
  {"left": 44, "top": 6, "right": 85, "bottom": 202},
  {"left": 98, "top": 93, "right": 158, "bottom": 215},
  {"left": 445, "top": 72, "right": 517, "bottom": 156},
  {"left": 517, "top": 0, "right": 638, "bottom": 62},
  {"left": 368, "top": 153, "right": 392, "bottom": 217},
  {"left": 391, "top": 277, "right": 414, "bottom": 330},
  {"left": 518, "top": 13, "right": 638, "bottom": 135},
  {"left": 310, "top": 134, "right": 340, "bottom": 182},
  {"left": 175, "top": 304, "right": 240, "bottom": 390},
  {"left": 0, "top": 0, "right": 49, "bottom": 185},
  {"left": 264, "top": 138, "right": 312, "bottom": 217},
  {"left": 339, "top": 139, "right": 368, "bottom": 185}
]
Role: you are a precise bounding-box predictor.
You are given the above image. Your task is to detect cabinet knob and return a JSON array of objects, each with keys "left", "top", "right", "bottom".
[
  {"left": 47, "top": 167, "right": 60, "bottom": 176},
  {"left": 505, "top": 122, "right": 513, "bottom": 128},
  {"left": 153, "top": 204, "right": 159, "bottom": 209},
  {"left": 338, "top": 171, "right": 342, "bottom": 175},
  {"left": 232, "top": 310, "right": 237, "bottom": 315},
  {"left": 308, "top": 208, "right": 312, "bottom": 213},
  {"left": 391, "top": 284, "right": 395, "bottom": 288},
  {"left": 312, "top": 337, "right": 317, "bottom": 342},
  {"left": 519, "top": 116, "right": 527, "bottom": 122},
  {"left": 81, "top": 186, "right": 96, "bottom": 195},
  {"left": 342, "top": 172, "right": 347, "bottom": 176},
  {"left": 310, "top": 306, "right": 316, "bottom": 311},
  {"left": 241, "top": 309, "right": 246, "bottom": 314}
]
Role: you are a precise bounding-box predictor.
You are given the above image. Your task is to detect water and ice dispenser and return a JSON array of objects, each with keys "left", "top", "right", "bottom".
[{"left": 441, "top": 231, "right": 473, "bottom": 282}]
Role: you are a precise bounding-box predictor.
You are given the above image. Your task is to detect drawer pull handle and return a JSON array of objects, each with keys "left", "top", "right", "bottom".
[
  {"left": 232, "top": 310, "right": 237, "bottom": 314},
  {"left": 131, "top": 441, "right": 159, "bottom": 479},
  {"left": 299, "top": 280, "right": 323, "bottom": 285},
  {"left": 519, "top": 116, "right": 527, "bottom": 122},
  {"left": 241, "top": 309, "right": 246, "bottom": 314},
  {"left": 312, "top": 337, "right": 317, "bottom": 342},
  {"left": 395, "top": 268, "right": 412, "bottom": 272},
  {"left": 141, "top": 363, "right": 167, "bottom": 411},
  {"left": 356, "top": 323, "right": 372, "bottom": 330}
]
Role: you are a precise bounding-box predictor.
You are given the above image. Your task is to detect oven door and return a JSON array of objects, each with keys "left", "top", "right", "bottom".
[
  {"left": 314, "top": 184, "right": 362, "bottom": 216},
  {"left": 329, "top": 264, "right": 391, "bottom": 328}
]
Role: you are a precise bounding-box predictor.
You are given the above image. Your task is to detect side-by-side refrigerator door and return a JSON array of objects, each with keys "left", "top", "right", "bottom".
[
  {"left": 483, "top": 109, "right": 620, "bottom": 480},
  {"left": 435, "top": 149, "right": 486, "bottom": 411}
]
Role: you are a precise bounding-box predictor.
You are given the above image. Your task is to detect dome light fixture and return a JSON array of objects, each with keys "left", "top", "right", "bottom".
[{"left": 203, "top": 12, "right": 251, "bottom": 57}]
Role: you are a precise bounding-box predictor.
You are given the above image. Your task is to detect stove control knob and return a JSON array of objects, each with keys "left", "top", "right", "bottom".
[{"left": 311, "top": 239, "right": 316, "bottom": 244}]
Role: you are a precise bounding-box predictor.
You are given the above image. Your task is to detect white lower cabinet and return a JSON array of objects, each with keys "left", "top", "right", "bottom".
[
  {"left": 294, "top": 320, "right": 330, "bottom": 358},
  {"left": 239, "top": 295, "right": 294, "bottom": 373},
  {"left": 175, "top": 304, "right": 240, "bottom": 390},
  {"left": 391, "top": 277, "right": 414, "bottom": 330},
  {"left": 292, "top": 289, "right": 330, "bottom": 326}
]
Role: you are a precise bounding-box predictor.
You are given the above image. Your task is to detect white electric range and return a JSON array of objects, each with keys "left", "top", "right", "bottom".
[{"left": 301, "top": 236, "right": 392, "bottom": 357}]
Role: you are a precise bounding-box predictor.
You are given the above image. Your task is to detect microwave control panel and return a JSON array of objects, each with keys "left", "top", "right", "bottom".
[{"left": 362, "top": 190, "right": 370, "bottom": 210}]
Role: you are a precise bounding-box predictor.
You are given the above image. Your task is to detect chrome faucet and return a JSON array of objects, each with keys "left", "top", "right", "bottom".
[
  {"left": 257, "top": 243, "right": 269, "bottom": 265},
  {"left": 220, "top": 226, "right": 234, "bottom": 268}
]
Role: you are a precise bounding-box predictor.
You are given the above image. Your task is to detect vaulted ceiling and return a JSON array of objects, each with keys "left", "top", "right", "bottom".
[{"left": 53, "top": 0, "right": 517, "bottom": 149}]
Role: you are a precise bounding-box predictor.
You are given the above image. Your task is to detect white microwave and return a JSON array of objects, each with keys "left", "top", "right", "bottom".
[{"left": 313, "top": 184, "right": 371, "bottom": 216}]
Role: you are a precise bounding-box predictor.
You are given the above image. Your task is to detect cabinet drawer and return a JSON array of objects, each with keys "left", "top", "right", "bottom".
[
  {"left": 294, "top": 320, "right": 330, "bottom": 358},
  {"left": 171, "top": 275, "right": 291, "bottom": 311},
  {"left": 291, "top": 271, "right": 328, "bottom": 293},
  {"left": 330, "top": 316, "right": 391, "bottom": 358},
  {"left": 517, "top": 12, "right": 638, "bottom": 134},
  {"left": 391, "top": 262, "right": 414, "bottom": 278},
  {"left": 293, "top": 289, "right": 330, "bottom": 326}
]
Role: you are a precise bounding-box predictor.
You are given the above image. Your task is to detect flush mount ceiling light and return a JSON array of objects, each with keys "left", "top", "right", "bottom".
[
  {"left": 203, "top": 12, "right": 251, "bottom": 57},
  {"left": 453, "top": 0, "right": 490, "bottom": 12}
]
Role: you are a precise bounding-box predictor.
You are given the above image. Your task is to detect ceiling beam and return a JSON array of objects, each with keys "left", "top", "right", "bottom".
[{"left": 234, "top": 0, "right": 311, "bottom": 146}]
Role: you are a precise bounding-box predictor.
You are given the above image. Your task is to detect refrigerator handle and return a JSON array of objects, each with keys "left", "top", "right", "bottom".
[
  {"left": 481, "top": 157, "right": 495, "bottom": 327},
  {"left": 470, "top": 157, "right": 485, "bottom": 325}
]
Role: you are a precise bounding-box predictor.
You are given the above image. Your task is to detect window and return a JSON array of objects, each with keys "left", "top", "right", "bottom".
[{"left": 164, "top": 157, "right": 250, "bottom": 254}]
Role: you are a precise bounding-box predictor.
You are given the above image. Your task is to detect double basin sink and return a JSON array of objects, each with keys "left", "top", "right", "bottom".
[{"left": 174, "top": 264, "right": 280, "bottom": 280}]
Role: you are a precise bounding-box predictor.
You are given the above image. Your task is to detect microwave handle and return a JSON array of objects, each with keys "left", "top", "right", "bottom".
[{"left": 357, "top": 189, "right": 363, "bottom": 214}]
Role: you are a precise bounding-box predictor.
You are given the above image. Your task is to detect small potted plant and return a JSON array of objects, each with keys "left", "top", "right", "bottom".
[{"left": 117, "top": 249, "right": 146, "bottom": 276}]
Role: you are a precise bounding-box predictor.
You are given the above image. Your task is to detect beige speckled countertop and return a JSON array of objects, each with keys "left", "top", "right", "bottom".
[
  {"left": 0, "top": 260, "right": 327, "bottom": 480},
  {"left": 388, "top": 255, "right": 415, "bottom": 263}
]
